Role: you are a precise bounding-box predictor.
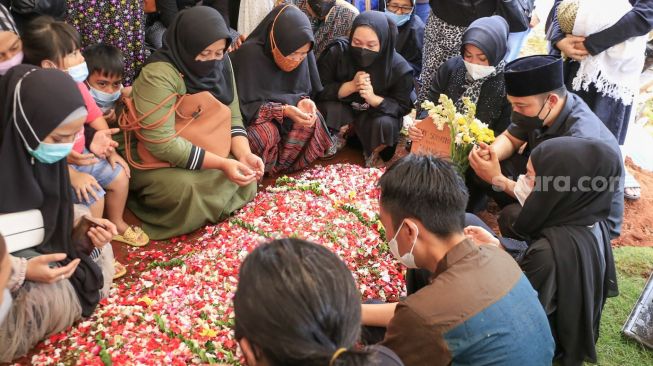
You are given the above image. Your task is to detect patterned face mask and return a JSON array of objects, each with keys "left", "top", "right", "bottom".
[
  {"left": 270, "top": 35, "right": 304, "bottom": 72},
  {"left": 269, "top": 9, "right": 306, "bottom": 73}
]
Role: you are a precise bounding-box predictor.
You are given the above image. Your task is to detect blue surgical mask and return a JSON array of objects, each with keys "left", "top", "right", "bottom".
[
  {"left": 0, "top": 289, "right": 12, "bottom": 326},
  {"left": 385, "top": 9, "right": 411, "bottom": 27},
  {"left": 12, "top": 70, "right": 76, "bottom": 164},
  {"left": 66, "top": 61, "right": 89, "bottom": 83},
  {"left": 89, "top": 85, "right": 121, "bottom": 112},
  {"left": 28, "top": 141, "right": 74, "bottom": 164}
]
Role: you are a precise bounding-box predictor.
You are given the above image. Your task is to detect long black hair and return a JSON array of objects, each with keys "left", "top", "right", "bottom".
[{"left": 234, "top": 238, "right": 373, "bottom": 366}]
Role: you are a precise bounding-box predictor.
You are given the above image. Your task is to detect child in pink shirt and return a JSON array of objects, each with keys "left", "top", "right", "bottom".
[{"left": 21, "top": 18, "right": 149, "bottom": 278}]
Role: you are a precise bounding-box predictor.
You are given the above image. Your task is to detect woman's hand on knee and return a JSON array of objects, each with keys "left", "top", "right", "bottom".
[
  {"left": 26, "top": 254, "right": 80, "bottom": 284},
  {"left": 69, "top": 170, "right": 103, "bottom": 204},
  {"left": 108, "top": 152, "right": 131, "bottom": 178}
]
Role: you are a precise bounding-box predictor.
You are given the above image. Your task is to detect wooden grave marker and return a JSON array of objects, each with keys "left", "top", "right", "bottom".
[{"left": 410, "top": 117, "right": 452, "bottom": 158}]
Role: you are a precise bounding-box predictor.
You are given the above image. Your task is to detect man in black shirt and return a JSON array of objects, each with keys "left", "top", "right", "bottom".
[{"left": 468, "top": 55, "right": 624, "bottom": 239}]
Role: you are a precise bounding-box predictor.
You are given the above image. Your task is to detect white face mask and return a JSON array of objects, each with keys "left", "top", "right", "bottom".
[
  {"left": 0, "top": 288, "right": 12, "bottom": 325},
  {"left": 514, "top": 174, "right": 534, "bottom": 206},
  {"left": 463, "top": 60, "right": 496, "bottom": 81},
  {"left": 388, "top": 220, "right": 419, "bottom": 269}
]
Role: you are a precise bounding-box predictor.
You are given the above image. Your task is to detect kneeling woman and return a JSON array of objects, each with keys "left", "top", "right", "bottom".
[
  {"left": 0, "top": 66, "right": 115, "bottom": 362},
  {"left": 317, "top": 11, "right": 413, "bottom": 166},
  {"left": 122, "top": 7, "right": 262, "bottom": 240},
  {"left": 412, "top": 16, "right": 512, "bottom": 136},
  {"left": 467, "top": 137, "right": 621, "bottom": 366},
  {"left": 231, "top": 5, "right": 334, "bottom": 175}
]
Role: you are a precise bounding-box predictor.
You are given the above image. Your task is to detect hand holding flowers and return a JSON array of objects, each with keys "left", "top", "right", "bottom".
[{"left": 420, "top": 95, "right": 496, "bottom": 176}]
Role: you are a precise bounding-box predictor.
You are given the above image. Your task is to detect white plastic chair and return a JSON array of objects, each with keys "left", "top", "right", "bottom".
[{"left": 0, "top": 210, "right": 44, "bottom": 253}]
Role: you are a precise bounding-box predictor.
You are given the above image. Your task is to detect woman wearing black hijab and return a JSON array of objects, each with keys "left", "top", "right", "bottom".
[
  {"left": 466, "top": 136, "right": 621, "bottom": 366},
  {"left": 0, "top": 65, "right": 116, "bottom": 361},
  {"left": 123, "top": 6, "right": 261, "bottom": 240},
  {"left": 316, "top": 10, "right": 413, "bottom": 167},
  {"left": 230, "top": 4, "right": 334, "bottom": 175},
  {"left": 412, "top": 16, "right": 511, "bottom": 135}
]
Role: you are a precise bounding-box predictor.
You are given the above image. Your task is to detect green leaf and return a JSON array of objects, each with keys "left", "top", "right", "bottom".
[
  {"left": 147, "top": 258, "right": 185, "bottom": 270},
  {"left": 99, "top": 349, "right": 113, "bottom": 366}
]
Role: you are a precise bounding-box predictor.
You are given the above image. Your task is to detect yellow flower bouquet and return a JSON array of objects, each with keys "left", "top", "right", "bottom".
[{"left": 421, "top": 95, "right": 496, "bottom": 176}]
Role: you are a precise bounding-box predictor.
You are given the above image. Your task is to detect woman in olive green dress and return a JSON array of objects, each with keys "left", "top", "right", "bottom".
[{"left": 121, "top": 6, "right": 262, "bottom": 239}]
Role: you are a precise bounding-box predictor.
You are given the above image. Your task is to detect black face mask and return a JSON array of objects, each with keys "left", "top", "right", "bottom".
[
  {"left": 307, "top": 0, "right": 336, "bottom": 19},
  {"left": 511, "top": 96, "right": 552, "bottom": 133},
  {"left": 188, "top": 58, "right": 219, "bottom": 77},
  {"left": 350, "top": 46, "right": 379, "bottom": 68}
]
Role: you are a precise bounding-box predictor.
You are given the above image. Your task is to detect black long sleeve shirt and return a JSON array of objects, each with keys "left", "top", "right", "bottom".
[{"left": 549, "top": 0, "right": 653, "bottom": 55}]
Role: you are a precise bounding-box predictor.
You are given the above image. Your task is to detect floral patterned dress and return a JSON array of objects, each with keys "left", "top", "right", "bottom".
[{"left": 66, "top": 0, "right": 146, "bottom": 84}]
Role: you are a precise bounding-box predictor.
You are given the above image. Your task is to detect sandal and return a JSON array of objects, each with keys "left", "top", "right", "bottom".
[
  {"left": 625, "top": 187, "right": 641, "bottom": 200},
  {"left": 113, "top": 226, "right": 150, "bottom": 247},
  {"left": 364, "top": 152, "right": 384, "bottom": 169},
  {"left": 320, "top": 143, "right": 339, "bottom": 161},
  {"left": 624, "top": 171, "right": 641, "bottom": 201},
  {"left": 114, "top": 260, "right": 127, "bottom": 279}
]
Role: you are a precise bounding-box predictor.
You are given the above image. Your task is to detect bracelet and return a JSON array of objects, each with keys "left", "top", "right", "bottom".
[{"left": 281, "top": 104, "right": 287, "bottom": 117}]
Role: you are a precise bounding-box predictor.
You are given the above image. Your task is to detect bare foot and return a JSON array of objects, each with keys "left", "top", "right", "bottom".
[{"left": 111, "top": 219, "right": 130, "bottom": 235}]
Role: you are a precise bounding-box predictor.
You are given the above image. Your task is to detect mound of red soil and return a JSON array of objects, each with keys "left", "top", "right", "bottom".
[{"left": 612, "top": 158, "right": 653, "bottom": 247}]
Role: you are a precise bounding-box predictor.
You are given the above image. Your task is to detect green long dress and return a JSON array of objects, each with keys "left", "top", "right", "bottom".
[{"left": 120, "top": 60, "right": 257, "bottom": 239}]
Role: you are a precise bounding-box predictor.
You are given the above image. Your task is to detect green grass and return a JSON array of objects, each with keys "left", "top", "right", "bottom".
[{"left": 594, "top": 247, "right": 653, "bottom": 365}]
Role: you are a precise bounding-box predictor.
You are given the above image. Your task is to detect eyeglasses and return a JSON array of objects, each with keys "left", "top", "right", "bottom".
[{"left": 386, "top": 3, "right": 414, "bottom": 14}]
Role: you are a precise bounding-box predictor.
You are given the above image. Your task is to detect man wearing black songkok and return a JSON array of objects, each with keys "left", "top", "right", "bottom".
[{"left": 467, "top": 54, "right": 624, "bottom": 240}]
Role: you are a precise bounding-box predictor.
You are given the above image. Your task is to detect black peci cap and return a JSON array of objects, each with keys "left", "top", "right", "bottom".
[{"left": 504, "top": 55, "right": 564, "bottom": 97}]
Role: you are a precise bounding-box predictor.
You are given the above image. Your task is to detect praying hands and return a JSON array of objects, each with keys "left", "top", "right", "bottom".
[{"left": 355, "top": 71, "right": 383, "bottom": 107}]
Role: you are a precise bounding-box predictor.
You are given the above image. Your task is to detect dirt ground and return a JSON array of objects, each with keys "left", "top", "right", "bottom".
[{"left": 613, "top": 158, "right": 653, "bottom": 247}]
